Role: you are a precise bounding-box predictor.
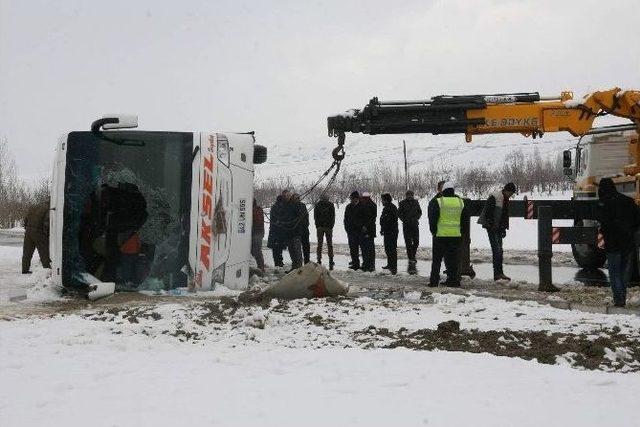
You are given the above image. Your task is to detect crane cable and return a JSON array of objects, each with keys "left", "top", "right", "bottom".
[{"left": 261, "top": 134, "right": 345, "bottom": 229}]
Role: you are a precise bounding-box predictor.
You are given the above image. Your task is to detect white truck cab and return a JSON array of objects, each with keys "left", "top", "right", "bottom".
[{"left": 50, "top": 116, "right": 266, "bottom": 298}]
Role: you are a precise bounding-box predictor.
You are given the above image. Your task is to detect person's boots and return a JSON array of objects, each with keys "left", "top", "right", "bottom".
[
  {"left": 494, "top": 273, "right": 511, "bottom": 281},
  {"left": 460, "top": 265, "right": 476, "bottom": 279},
  {"left": 329, "top": 258, "right": 335, "bottom": 271},
  {"left": 408, "top": 260, "right": 417, "bottom": 275}
]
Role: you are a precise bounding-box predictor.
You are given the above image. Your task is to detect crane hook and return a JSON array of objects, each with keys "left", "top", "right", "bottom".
[{"left": 332, "top": 132, "right": 346, "bottom": 161}]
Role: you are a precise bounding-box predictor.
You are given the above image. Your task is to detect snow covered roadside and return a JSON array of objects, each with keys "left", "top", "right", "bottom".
[
  {"left": 2, "top": 340, "right": 639, "bottom": 427},
  {"left": 2, "top": 292, "right": 640, "bottom": 427},
  {"left": 0, "top": 245, "right": 64, "bottom": 306}
]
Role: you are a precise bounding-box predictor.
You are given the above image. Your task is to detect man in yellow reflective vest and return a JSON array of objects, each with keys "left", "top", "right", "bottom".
[{"left": 427, "top": 181, "right": 468, "bottom": 287}]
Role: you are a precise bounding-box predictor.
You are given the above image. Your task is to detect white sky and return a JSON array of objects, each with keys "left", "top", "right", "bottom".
[{"left": 1, "top": 0, "right": 639, "bottom": 180}]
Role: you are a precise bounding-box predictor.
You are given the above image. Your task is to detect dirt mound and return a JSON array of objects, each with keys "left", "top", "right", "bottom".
[{"left": 354, "top": 321, "right": 640, "bottom": 372}]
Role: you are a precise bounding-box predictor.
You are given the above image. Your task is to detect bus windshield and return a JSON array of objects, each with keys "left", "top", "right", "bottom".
[{"left": 62, "top": 131, "right": 193, "bottom": 291}]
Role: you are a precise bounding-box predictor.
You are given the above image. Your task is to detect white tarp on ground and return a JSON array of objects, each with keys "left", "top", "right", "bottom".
[{"left": 263, "top": 262, "right": 348, "bottom": 299}]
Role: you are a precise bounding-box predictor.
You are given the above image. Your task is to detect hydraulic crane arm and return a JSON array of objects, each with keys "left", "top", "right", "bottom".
[{"left": 328, "top": 88, "right": 640, "bottom": 143}]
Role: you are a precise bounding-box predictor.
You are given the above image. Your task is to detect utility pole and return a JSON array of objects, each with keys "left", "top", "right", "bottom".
[{"left": 403, "top": 140, "right": 409, "bottom": 191}]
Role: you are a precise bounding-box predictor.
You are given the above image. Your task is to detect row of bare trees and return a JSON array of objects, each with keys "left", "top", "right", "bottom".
[
  {"left": 255, "top": 149, "right": 572, "bottom": 205},
  {"left": 0, "top": 137, "right": 50, "bottom": 228}
]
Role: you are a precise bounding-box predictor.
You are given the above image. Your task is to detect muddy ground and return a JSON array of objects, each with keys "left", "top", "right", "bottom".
[
  {"left": 354, "top": 321, "right": 640, "bottom": 372},
  {"left": 72, "top": 297, "right": 640, "bottom": 373}
]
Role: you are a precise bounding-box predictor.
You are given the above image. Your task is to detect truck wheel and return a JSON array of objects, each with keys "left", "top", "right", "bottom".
[
  {"left": 253, "top": 144, "right": 267, "bottom": 164},
  {"left": 571, "top": 219, "right": 606, "bottom": 268}
]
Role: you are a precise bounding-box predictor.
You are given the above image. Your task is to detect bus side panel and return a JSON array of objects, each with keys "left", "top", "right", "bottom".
[
  {"left": 188, "top": 133, "right": 202, "bottom": 289},
  {"left": 222, "top": 134, "right": 255, "bottom": 290},
  {"left": 50, "top": 135, "right": 68, "bottom": 286},
  {"left": 194, "top": 133, "right": 216, "bottom": 290}
]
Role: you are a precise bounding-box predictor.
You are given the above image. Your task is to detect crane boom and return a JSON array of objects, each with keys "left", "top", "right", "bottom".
[{"left": 328, "top": 88, "right": 640, "bottom": 143}]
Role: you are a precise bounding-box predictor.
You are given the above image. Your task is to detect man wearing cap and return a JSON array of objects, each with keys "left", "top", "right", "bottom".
[
  {"left": 427, "top": 181, "right": 467, "bottom": 287},
  {"left": 478, "top": 182, "right": 516, "bottom": 281},
  {"left": 358, "top": 192, "right": 377, "bottom": 272},
  {"left": 344, "top": 191, "right": 361, "bottom": 269},
  {"left": 398, "top": 190, "right": 422, "bottom": 274}
]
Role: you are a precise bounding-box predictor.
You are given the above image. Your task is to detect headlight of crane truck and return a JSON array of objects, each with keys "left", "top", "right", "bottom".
[{"left": 50, "top": 115, "right": 267, "bottom": 299}]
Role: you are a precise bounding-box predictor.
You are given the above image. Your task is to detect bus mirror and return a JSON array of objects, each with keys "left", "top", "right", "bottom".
[{"left": 562, "top": 150, "right": 572, "bottom": 168}]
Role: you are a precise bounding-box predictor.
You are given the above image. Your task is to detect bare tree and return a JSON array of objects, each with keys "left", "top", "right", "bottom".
[
  {"left": 255, "top": 148, "right": 572, "bottom": 206},
  {"left": 0, "top": 137, "right": 51, "bottom": 228}
]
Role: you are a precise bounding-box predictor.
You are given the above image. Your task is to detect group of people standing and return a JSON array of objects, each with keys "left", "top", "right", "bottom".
[
  {"left": 261, "top": 190, "right": 336, "bottom": 273},
  {"left": 252, "top": 178, "right": 639, "bottom": 308},
  {"left": 254, "top": 181, "right": 516, "bottom": 287},
  {"left": 344, "top": 190, "right": 422, "bottom": 275}
]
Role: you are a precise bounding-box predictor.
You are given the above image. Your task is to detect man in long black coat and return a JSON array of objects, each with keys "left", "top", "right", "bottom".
[
  {"left": 380, "top": 193, "right": 399, "bottom": 275},
  {"left": 267, "top": 194, "right": 286, "bottom": 267},
  {"left": 358, "top": 192, "right": 377, "bottom": 272},
  {"left": 398, "top": 190, "right": 422, "bottom": 273},
  {"left": 344, "top": 191, "right": 361, "bottom": 270}
]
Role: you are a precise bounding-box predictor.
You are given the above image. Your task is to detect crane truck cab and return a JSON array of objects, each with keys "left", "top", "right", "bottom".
[
  {"left": 50, "top": 115, "right": 267, "bottom": 299},
  {"left": 563, "top": 130, "right": 639, "bottom": 268}
]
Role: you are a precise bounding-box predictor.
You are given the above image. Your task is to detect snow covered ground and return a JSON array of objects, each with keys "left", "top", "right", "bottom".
[
  {"left": 2, "top": 232, "right": 640, "bottom": 426},
  {"left": 2, "top": 290, "right": 640, "bottom": 426},
  {"left": 0, "top": 231, "right": 640, "bottom": 426},
  {"left": 2, "top": 328, "right": 640, "bottom": 427}
]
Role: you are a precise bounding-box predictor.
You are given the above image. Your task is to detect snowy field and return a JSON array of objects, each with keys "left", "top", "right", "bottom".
[
  {"left": 2, "top": 232, "right": 640, "bottom": 426},
  {"left": 256, "top": 132, "right": 577, "bottom": 184}
]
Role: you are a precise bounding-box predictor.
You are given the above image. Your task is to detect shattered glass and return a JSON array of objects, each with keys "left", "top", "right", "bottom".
[{"left": 62, "top": 131, "right": 193, "bottom": 292}]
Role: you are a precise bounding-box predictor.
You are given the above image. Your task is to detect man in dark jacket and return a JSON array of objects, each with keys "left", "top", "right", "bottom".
[
  {"left": 428, "top": 182, "right": 467, "bottom": 287},
  {"left": 380, "top": 193, "right": 399, "bottom": 275},
  {"left": 251, "top": 199, "right": 266, "bottom": 272},
  {"left": 293, "top": 194, "right": 310, "bottom": 264},
  {"left": 398, "top": 190, "right": 422, "bottom": 271},
  {"left": 282, "top": 193, "right": 304, "bottom": 270},
  {"left": 344, "top": 191, "right": 361, "bottom": 270},
  {"left": 267, "top": 194, "right": 286, "bottom": 267},
  {"left": 314, "top": 194, "right": 335, "bottom": 269},
  {"left": 477, "top": 182, "right": 516, "bottom": 281},
  {"left": 358, "top": 192, "right": 377, "bottom": 272},
  {"left": 22, "top": 201, "right": 51, "bottom": 274},
  {"left": 595, "top": 178, "right": 640, "bottom": 307}
]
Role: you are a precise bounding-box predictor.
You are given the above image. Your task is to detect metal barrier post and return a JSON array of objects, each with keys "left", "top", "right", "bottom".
[{"left": 537, "top": 206, "right": 554, "bottom": 291}]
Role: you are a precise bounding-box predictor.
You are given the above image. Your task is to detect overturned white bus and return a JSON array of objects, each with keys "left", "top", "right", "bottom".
[{"left": 50, "top": 116, "right": 266, "bottom": 298}]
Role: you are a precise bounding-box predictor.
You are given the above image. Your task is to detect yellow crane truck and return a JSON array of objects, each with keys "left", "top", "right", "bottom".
[{"left": 328, "top": 88, "right": 640, "bottom": 269}]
